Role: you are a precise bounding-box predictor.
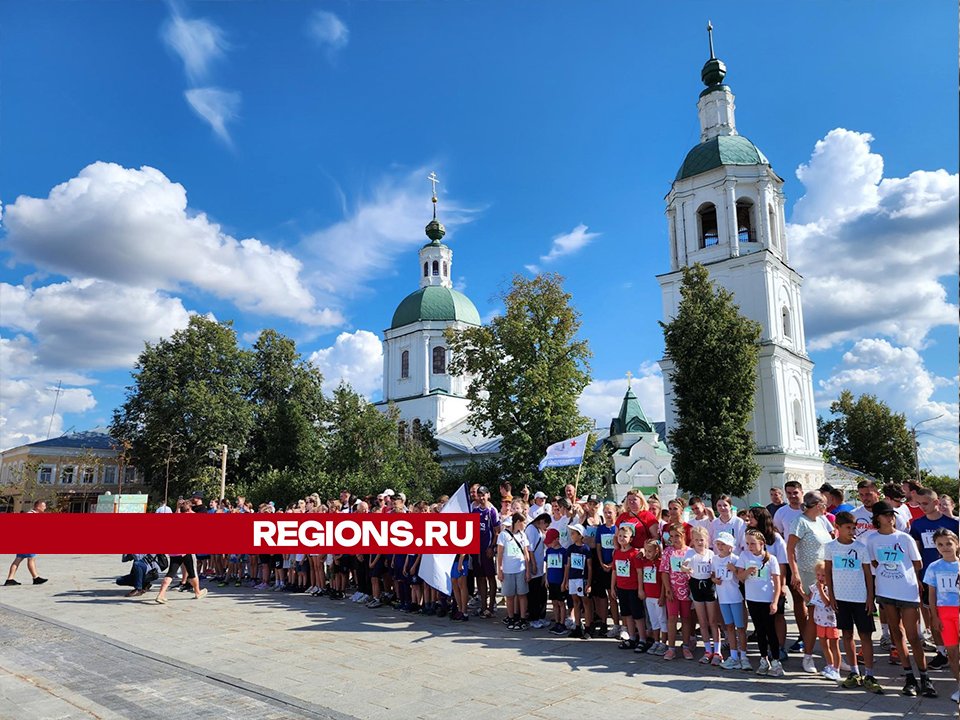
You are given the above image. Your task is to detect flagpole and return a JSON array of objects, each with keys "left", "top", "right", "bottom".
[{"left": 573, "top": 462, "right": 583, "bottom": 501}]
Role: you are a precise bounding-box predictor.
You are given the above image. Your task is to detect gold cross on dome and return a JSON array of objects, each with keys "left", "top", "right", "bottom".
[
  {"left": 428, "top": 172, "right": 440, "bottom": 197},
  {"left": 625, "top": 370, "right": 633, "bottom": 388}
]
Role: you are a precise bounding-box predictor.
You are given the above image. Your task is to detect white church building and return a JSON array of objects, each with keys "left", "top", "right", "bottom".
[{"left": 657, "top": 28, "right": 825, "bottom": 503}]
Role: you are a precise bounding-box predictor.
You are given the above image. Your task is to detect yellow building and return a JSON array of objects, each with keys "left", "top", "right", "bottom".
[{"left": 0, "top": 428, "right": 147, "bottom": 513}]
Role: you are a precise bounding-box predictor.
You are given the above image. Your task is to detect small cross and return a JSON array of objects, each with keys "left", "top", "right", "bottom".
[
  {"left": 707, "top": 21, "right": 715, "bottom": 59},
  {"left": 428, "top": 172, "right": 440, "bottom": 197},
  {"left": 625, "top": 371, "right": 633, "bottom": 388}
]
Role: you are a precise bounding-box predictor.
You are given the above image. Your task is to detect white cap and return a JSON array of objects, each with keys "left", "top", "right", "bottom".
[
  {"left": 715, "top": 532, "right": 736, "bottom": 548},
  {"left": 568, "top": 523, "right": 586, "bottom": 537},
  {"left": 534, "top": 491, "right": 547, "bottom": 499},
  {"left": 397, "top": 492, "right": 406, "bottom": 502},
  {"left": 383, "top": 489, "right": 395, "bottom": 496}
]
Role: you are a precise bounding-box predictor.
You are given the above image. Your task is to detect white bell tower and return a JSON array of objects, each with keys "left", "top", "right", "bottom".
[{"left": 657, "top": 24, "right": 824, "bottom": 501}]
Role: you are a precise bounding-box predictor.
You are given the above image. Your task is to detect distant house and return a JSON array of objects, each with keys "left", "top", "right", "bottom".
[{"left": 0, "top": 428, "right": 147, "bottom": 513}]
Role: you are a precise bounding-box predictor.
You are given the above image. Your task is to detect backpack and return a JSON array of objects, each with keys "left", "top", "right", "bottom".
[{"left": 153, "top": 554, "right": 169, "bottom": 571}]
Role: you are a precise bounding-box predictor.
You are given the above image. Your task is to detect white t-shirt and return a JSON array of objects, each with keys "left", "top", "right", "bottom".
[
  {"left": 893, "top": 504, "right": 912, "bottom": 530},
  {"left": 809, "top": 583, "right": 837, "bottom": 628},
  {"left": 768, "top": 534, "right": 789, "bottom": 565},
  {"left": 825, "top": 538, "right": 870, "bottom": 603},
  {"left": 552, "top": 515, "right": 572, "bottom": 549},
  {"left": 737, "top": 551, "right": 781, "bottom": 603},
  {"left": 712, "top": 553, "right": 743, "bottom": 603},
  {"left": 774, "top": 505, "right": 803, "bottom": 538},
  {"left": 867, "top": 529, "right": 922, "bottom": 602},
  {"left": 683, "top": 548, "right": 715, "bottom": 580},
  {"left": 527, "top": 504, "right": 549, "bottom": 522},
  {"left": 851, "top": 504, "right": 908, "bottom": 540},
  {"left": 155, "top": 504, "right": 173, "bottom": 513},
  {"left": 497, "top": 530, "right": 529, "bottom": 574},
  {"left": 525, "top": 525, "right": 546, "bottom": 578},
  {"left": 688, "top": 515, "right": 712, "bottom": 532},
  {"left": 709, "top": 516, "right": 746, "bottom": 551}
]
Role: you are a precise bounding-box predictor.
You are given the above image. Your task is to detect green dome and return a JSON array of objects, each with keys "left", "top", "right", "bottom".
[
  {"left": 676, "top": 135, "right": 769, "bottom": 181},
  {"left": 391, "top": 286, "right": 481, "bottom": 330}
]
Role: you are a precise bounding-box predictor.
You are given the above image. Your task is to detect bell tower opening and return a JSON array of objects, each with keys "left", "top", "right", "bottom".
[{"left": 698, "top": 203, "right": 719, "bottom": 248}]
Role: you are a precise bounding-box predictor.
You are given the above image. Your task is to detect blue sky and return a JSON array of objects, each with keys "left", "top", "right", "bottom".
[{"left": 2, "top": 2, "right": 958, "bottom": 473}]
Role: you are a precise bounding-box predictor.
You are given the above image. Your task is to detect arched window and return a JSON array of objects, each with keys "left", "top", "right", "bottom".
[
  {"left": 412, "top": 418, "right": 421, "bottom": 436},
  {"left": 769, "top": 206, "right": 779, "bottom": 249},
  {"left": 432, "top": 260, "right": 439, "bottom": 276},
  {"left": 400, "top": 350, "right": 409, "bottom": 378},
  {"left": 736, "top": 199, "right": 756, "bottom": 243},
  {"left": 698, "top": 203, "right": 719, "bottom": 248},
  {"left": 432, "top": 346, "right": 446, "bottom": 374},
  {"left": 781, "top": 306, "right": 792, "bottom": 339},
  {"left": 398, "top": 421, "right": 407, "bottom": 443},
  {"left": 423, "top": 262, "right": 429, "bottom": 277},
  {"left": 442, "top": 261, "right": 447, "bottom": 277},
  {"left": 792, "top": 399, "right": 803, "bottom": 438}
]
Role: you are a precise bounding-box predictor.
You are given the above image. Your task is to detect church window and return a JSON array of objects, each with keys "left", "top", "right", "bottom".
[
  {"left": 792, "top": 399, "right": 803, "bottom": 438},
  {"left": 432, "top": 260, "right": 439, "bottom": 276},
  {"left": 769, "top": 206, "right": 779, "bottom": 249},
  {"left": 781, "top": 306, "right": 792, "bottom": 339},
  {"left": 432, "top": 346, "right": 446, "bottom": 374},
  {"left": 412, "top": 418, "right": 421, "bottom": 436},
  {"left": 423, "top": 262, "right": 429, "bottom": 277},
  {"left": 736, "top": 199, "right": 756, "bottom": 242},
  {"left": 697, "top": 203, "right": 719, "bottom": 248},
  {"left": 442, "top": 261, "right": 447, "bottom": 277},
  {"left": 401, "top": 350, "right": 409, "bottom": 378}
]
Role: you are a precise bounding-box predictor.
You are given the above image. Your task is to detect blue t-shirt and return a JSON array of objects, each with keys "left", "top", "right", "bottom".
[
  {"left": 568, "top": 543, "right": 591, "bottom": 580},
  {"left": 545, "top": 546, "right": 567, "bottom": 584},
  {"left": 596, "top": 524, "right": 617, "bottom": 564},
  {"left": 473, "top": 505, "right": 500, "bottom": 551},
  {"left": 834, "top": 503, "right": 855, "bottom": 514},
  {"left": 910, "top": 515, "right": 960, "bottom": 577},
  {"left": 924, "top": 559, "right": 960, "bottom": 608}
]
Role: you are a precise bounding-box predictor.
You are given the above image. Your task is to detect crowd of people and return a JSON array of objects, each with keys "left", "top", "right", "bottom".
[{"left": 115, "top": 478, "right": 959, "bottom": 701}]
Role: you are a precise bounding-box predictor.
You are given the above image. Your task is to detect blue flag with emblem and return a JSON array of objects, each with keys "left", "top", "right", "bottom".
[{"left": 537, "top": 432, "right": 589, "bottom": 471}]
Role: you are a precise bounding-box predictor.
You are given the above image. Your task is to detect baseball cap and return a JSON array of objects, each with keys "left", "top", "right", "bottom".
[
  {"left": 397, "top": 492, "right": 406, "bottom": 502},
  {"left": 383, "top": 489, "right": 395, "bottom": 497},
  {"left": 477, "top": 486, "right": 490, "bottom": 495},
  {"left": 532, "top": 511, "right": 552, "bottom": 524},
  {"left": 545, "top": 528, "right": 560, "bottom": 544},
  {"left": 568, "top": 523, "right": 585, "bottom": 537},
  {"left": 586, "top": 493, "right": 601, "bottom": 504},
  {"left": 502, "top": 494, "right": 513, "bottom": 502},
  {"left": 533, "top": 491, "right": 547, "bottom": 500},
  {"left": 871, "top": 500, "right": 895, "bottom": 518},
  {"left": 715, "top": 532, "right": 736, "bottom": 548}
]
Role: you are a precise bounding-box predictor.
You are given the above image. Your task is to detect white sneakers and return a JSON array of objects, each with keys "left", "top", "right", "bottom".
[
  {"left": 768, "top": 660, "right": 785, "bottom": 677},
  {"left": 605, "top": 625, "right": 620, "bottom": 639},
  {"left": 822, "top": 667, "right": 842, "bottom": 682},
  {"left": 801, "top": 655, "right": 818, "bottom": 674},
  {"left": 739, "top": 656, "right": 753, "bottom": 671},
  {"left": 721, "top": 656, "right": 740, "bottom": 670},
  {"left": 757, "top": 658, "right": 771, "bottom": 676},
  {"left": 564, "top": 617, "right": 576, "bottom": 630}
]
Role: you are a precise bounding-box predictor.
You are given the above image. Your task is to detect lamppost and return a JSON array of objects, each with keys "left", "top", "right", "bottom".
[{"left": 911, "top": 415, "right": 943, "bottom": 480}]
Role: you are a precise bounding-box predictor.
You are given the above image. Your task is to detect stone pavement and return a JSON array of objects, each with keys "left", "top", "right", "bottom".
[{"left": 0, "top": 554, "right": 955, "bottom": 720}]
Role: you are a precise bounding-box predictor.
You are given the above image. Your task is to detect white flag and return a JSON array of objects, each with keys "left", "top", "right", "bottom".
[
  {"left": 538, "top": 432, "right": 589, "bottom": 471},
  {"left": 419, "top": 482, "right": 471, "bottom": 596}
]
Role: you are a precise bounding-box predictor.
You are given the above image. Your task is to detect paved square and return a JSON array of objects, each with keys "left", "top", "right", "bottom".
[{"left": 0, "top": 554, "right": 954, "bottom": 719}]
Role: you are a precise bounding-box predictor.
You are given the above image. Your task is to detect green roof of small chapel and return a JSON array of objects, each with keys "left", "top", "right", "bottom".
[
  {"left": 391, "top": 286, "right": 481, "bottom": 330},
  {"left": 676, "top": 135, "right": 769, "bottom": 181}
]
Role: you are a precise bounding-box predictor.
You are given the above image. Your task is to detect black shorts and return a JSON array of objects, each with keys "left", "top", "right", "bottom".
[
  {"left": 339, "top": 555, "right": 355, "bottom": 571},
  {"left": 921, "top": 583, "right": 931, "bottom": 607},
  {"left": 272, "top": 554, "right": 284, "bottom": 569},
  {"left": 258, "top": 554, "right": 271, "bottom": 564},
  {"left": 166, "top": 554, "right": 197, "bottom": 580},
  {"left": 836, "top": 600, "right": 876, "bottom": 634},
  {"left": 548, "top": 582, "right": 568, "bottom": 601},
  {"left": 689, "top": 577, "right": 716, "bottom": 603},
  {"left": 616, "top": 586, "right": 645, "bottom": 619},
  {"left": 591, "top": 568, "right": 611, "bottom": 598}
]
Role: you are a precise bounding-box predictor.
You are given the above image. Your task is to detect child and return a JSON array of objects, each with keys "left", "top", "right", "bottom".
[
  {"left": 867, "top": 501, "right": 934, "bottom": 697},
  {"left": 366, "top": 553, "right": 385, "bottom": 607},
  {"left": 925, "top": 528, "right": 960, "bottom": 703},
  {"left": 594, "top": 502, "right": 622, "bottom": 638},
  {"left": 639, "top": 539, "right": 667, "bottom": 655},
  {"left": 563, "top": 523, "right": 592, "bottom": 638},
  {"left": 683, "top": 525, "right": 722, "bottom": 665},
  {"left": 544, "top": 528, "right": 569, "bottom": 635},
  {"left": 736, "top": 528, "right": 784, "bottom": 677},
  {"left": 713, "top": 532, "right": 749, "bottom": 670},
  {"left": 497, "top": 513, "right": 531, "bottom": 630},
  {"left": 403, "top": 553, "right": 422, "bottom": 613},
  {"left": 525, "top": 512, "right": 552, "bottom": 628},
  {"left": 823, "top": 511, "right": 881, "bottom": 693},
  {"left": 450, "top": 551, "right": 470, "bottom": 622},
  {"left": 660, "top": 523, "right": 695, "bottom": 660},
  {"left": 801, "top": 560, "right": 842, "bottom": 681},
  {"left": 611, "top": 524, "right": 645, "bottom": 650}
]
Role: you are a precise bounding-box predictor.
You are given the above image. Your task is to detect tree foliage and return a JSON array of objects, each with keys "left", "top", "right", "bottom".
[
  {"left": 661, "top": 263, "right": 762, "bottom": 498},
  {"left": 446, "top": 272, "right": 593, "bottom": 487}
]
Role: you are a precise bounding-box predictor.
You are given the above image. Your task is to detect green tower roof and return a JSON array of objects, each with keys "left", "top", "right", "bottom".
[
  {"left": 675, "top": 135, "right": 769, "bottom": 181},
  {"left": 390, "top": 286, "right": 481, "bottom": 330},
  {"left": 610, "top": 387, "right": 655, "bottom": 435}
]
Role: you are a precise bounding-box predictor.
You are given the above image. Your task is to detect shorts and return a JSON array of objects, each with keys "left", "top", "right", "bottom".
[
  {"left": 472, "top": 552, "right": 496, "bottom": 578},
  {"left": 876, "top": 595, "right": 920, "bottom": 609},
  {"left": 408, "top": 573, "right": 421, "bottom": 586},
  {"left": 295, "top": 560, "right": 308, "bottom": 573},
  {"left": 258, "top": 554, "right": 272, "bottom": 564},
  {"left": 921, "top": 583, "right": 930, "bottom": 608},
  {"left": 836, "top": 600, "right": 875, "bottom": 634},
  {"left": 666, "top": 596, "right": 693, "bottom": 619},
  {"left": 645, "top": 597, "right": 668, "bottom": 633},
  {"left": 689, "top": 577, "right": 717, "bottom": 603},
  {"left": 591, "top": 568, "right": 611, "bottom": 598},
  {"left": 817, "top": 624, "right": 841, "bottom": 639},
  {"left": 616, "top": 586, "right": 644, "bottom": 619},
  {"left": 798, "top": 569, "right": 817, "bottom": 605},
  {"left": 568, "top": 578, "right": 585, "bottom": 597},
  {"left": 15, "top": 554, "right": 36, "bottom": 559},
  {"left": 720, "top": 602, "right": 746, "bottom": 628},
  {"left": 451, "top": 558, "right": 468, "bottom": 579},
  {"left": 228, "top": 554, "right": 240, "bottom": 563},
  {"left": 548, "top": 582, "right": 568, "bottom": 602},
  {"left": 502, "top": 572, "right": 529, "bottom": 596},
  {"left": 339, "top": 555, "right": 355, "bottom": 571},
  {"left": 166, "top": 554, "right": 197, "bottom": 580},
  {"left": 938, "top": 606, "right": 959, "bottom": 646},
  {"left": 370, "top": 559, "right": 385, "bottom": 578},
  {"left": 272, "top": 554, "right": 283, "bottom": 569}
]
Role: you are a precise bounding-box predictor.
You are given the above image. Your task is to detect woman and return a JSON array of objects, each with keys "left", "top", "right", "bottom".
[
  {"left": 615, "top": 491, "right": 659, "bottom": 550},
  {"left": 787, "top": 490, "right": 834, "bottom": 673},
  {"left": 155, "top": 552, "right": 206, "bottom": 603},
  {"left": 666, "top": 499, "right": 693, "bottom": 546}
]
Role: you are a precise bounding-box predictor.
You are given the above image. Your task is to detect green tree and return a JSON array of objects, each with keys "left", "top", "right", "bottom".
[
  {"left": 111, "top": 315, "right": 254, "bottom": 499},
  {"left": 660, "top": 263, "right": 762, "bottom": 498},
  {"left": 921, "top": 473, "right": 960, "bottom": 507},
  {"left": 446, "top": 272, "right": 593, "bottom": 487},
  {"left": 818, "top": 390, "right": 914, "bottom": 482}
]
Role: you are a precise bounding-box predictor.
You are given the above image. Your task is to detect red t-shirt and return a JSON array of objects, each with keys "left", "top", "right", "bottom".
[
  {"left": 638, "top": 557, "right": 662, "bottom": 598},
  {"left": 613, "top": 547, "right": 641, "bottom": 590},
  {"left": 907, "top": 503, "right": 925, "bottom": 522},
  {"left": 616, "top": 511, "right": 658, "bottom": 549}
]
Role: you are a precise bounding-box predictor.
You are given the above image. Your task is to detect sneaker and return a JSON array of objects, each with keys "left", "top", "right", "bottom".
[
  {"left": 254, "top": 583, "right": 267, "bottom": 589},
  {"left": 802, "top": 656, "right": 818, "bottom": 674},
  {"left": 950, "top": 688, "right": 958, "bottom": 703},
  {"left": 436, "top": 606, "right": 449, "bottom": 618},
  {"left": 655, "top": 643, "right": 670, "bottom": 656},
  {"left": 902, "top": 677, "right": 918, "bottom": 696},
  {"left": 888, "top": 648, "right": 901, "bottom": 664},
  {"left": 841, "top": 672, "right": 863, "bottom": 689},
  {"left": 721, "top": 656, "right": 740, "bottom": 670},
  {"left": 124, "top": 589, "right": 145, "bottom": 597},
  {"left": 366, "top": 598, "right": 382, "bottom": 608},
  {"left": 711, "top": 654, "right": 724, "bottom": 667},
  {"left": 234, "top": 580, "right": 241, "bottom": 587},
  {"left": 619, "top": 627, "right": 630, "bottom": 641},
  {"left": 769, "top": 660, "right": 785, "bottom": 677},
  {"left": 699, "top": 652, "right": 713, "bottom": 664},
  {"left": 920, "top": 677, "right": 937, "bottom": 698},
  {"left": 663, "top": 648, "right": 676, "bottom": 661},
  {"left": 195, "top": 588, "right": 207, "bottom": 600},
  {"left": 4, "top": 579, "right": 21, "bottom": 586},
  {"left": 606, "top": 625, "right": 620, "bottom": 639},
  {"left": 757, "top": 658, "right": 770, "bottom": 676},
  {"left": 929, "top": 652, "right": 949, "bottom": 670},
  {"left": 218, "top": 581, "right": 228, "bottom": 587},
  {"left": 779, "top": 649, "right": 788, "bottom": 662},
  {"left": 568, "top": 627, "right": 584, "bottom": 639},
  {"left": 682, "top": 646, "right": 694, "bottom": 661},
  {"left": 516, "top": 620, "right": 529, "bottom": 631},
  {"left": 880, "top": 635, "right": 892, "bottom": 650},
  {"left": 33, "top": 577, "right": 48, "bottom": 585},
  {"left": 565, "top": 617, "right": 576, "bottom": 630},
  {"left": 740, "top": 656, "right": 753, "bottom": 671},
  {"left": 863, "top": 675, "right": 883, "bottom": 694},
  {"left": 789, "top": 639, "right": 803, "bottom": 653},
  {"left": 550, "top": 623, "right": 567, "bottom": 636},
  {"left": 824, "top": 667, "right": 842, "bottom": 682},
  {"left": 839, "top": 660, "right": 852, "bottom": 673}
]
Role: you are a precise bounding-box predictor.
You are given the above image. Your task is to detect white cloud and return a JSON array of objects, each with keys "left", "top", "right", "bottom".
[
  {"left": 578, "top": 362, "right": 665, "bottom": 430},
  {"left": 3, "top": 162, "right": 342, "bottom": 327},
  {"left": 788, "top": 129, "right": 959, "bottom": 350},
  {"left": 308, "top": 10, "right": 349, "bottom": 53},
  {"left": 162, "top": 9, "right": 229, "bottom": 84},
  {"left": 817, "top": 337, "right": 959, "bottom": 475},
  {"left": 308, "top": 330, "right": 383, "bottom": 398},
  {"left": 185, "top": 87, "right": 240, "bottom": 144},
  {"left": 539, "top": 223, "right": 601, "bottom": 264}
]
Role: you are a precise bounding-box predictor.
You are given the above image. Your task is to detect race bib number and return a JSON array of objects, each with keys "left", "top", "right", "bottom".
[
  {"left": 921, "top": 531, "right": 936, "bottom": 549},
  {"left": 642, "top": 566, "right": 657, "bottom": 584},
  {"left": 876, "top": 546, "right": 903, "bottom": 564},
  {"left": 600, "top": 533, "right": 615, "bottom": 549},
  {"left": 584, "top": 526, "right": 597, "bottom": 538},
  {"left": 547, "top": 554, "right": 563, "bottom": 569},
  {"left": 506, "top": 542, "right": 522, "bottom": 558},
  {"left": 560, "top": 528, "right": 570, "bottom": 544},
  {"left": 833, "top": 554, "right": 861, "bottom": 571},
  {"left": 748, "top": 562, "right": 769, "bottom": 580},
  {"left": 937, "top": 572, "right": 959, "bottom": 595},
  {"left": 571, "top": 553, "right": 585, "bottom": 570},
  {"left": 695, "top": 561, "right": 712, "bottom": 576},
  {"left": 714, "top": 565, "right": 730, "bottom": 580},
  {"left": 669, "top": 555, "right": 683, "bottom": 572},
  {"left": 616, "top": 560, "right": 631, "bottom": 578}
]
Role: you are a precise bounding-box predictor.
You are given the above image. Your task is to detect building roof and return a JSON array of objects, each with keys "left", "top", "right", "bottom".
[
  {"left": 391, "top": 286, "right": 481, "bottom": 330},
  {"left": 19, "top": 428, "right": 116, "bottom": 451},
  {"left": 435, "top": 417, "right": 502, "bottom": 456},
  {"left": 676, "top": 135, "right": 770, "bottom": 181},
  {"left": 610, "top": 387, "right": 655, "bottom": 435}
]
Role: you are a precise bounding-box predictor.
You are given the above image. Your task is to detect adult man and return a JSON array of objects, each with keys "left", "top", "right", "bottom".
[
  {"left": 5, "top": 500, "right": 48, "bottom": 586},
  {"left": 527, "top": 491, "right": 549, "bottom": 520},
  {"left": 773, "top": 481, "right": 806, "bottom": 538},
  {"left": 391, "top": 493, "right": 407, "bottom": 513},
  {"left": 767, "top": 486, "right": 786, "bottom": 517},
  {"left": 472, "top": 486, "right": 500, "bottom": 618},
  {"left": 340, "top": 490, "right": 352, "bottom": 512},
  {"left": 687, "top": 495, "right": 715, "bottom": 530},
  {"left": 910, "top": 488, "right": 959, "bottom": 669},
  {"left": 155, "top": 501, "right": 173, "bottom": 513},
  {"left": 903, "top": 480, "right": 927, "bottom": 522},
  {"left": 822, "top": 484, "right": 854, "bottom": 514},
  {"left": 882, "top": 484, "right": 914, "bottom": 531},
  {"left": 116, "top": 554, "right": 161, "bottom": 597}
]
